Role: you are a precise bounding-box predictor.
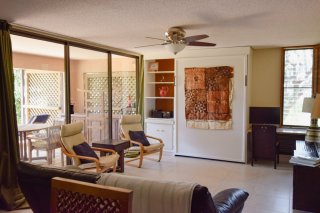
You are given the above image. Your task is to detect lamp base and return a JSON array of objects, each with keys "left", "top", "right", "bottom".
[{"left": 305, "top": 126, "right": 320, "bottom": 143}]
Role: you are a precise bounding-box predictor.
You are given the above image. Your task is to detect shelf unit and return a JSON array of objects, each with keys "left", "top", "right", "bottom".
[
  {"left": 144, "top": 59, "right": 175, "bottom": 119},
  {"left": 144, "top": 59, "right": 176, "bottom": 153}
]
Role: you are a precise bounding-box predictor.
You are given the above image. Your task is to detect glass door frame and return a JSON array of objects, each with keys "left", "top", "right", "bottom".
[{"left": 10, "top": 27, "right": 141, "bottom": 140}]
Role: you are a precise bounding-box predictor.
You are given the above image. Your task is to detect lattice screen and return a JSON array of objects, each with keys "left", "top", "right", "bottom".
[
  {"left": 112, "top": 71, "right": 136, "bottom": 114},
  {"left": 85, "top": 71, "right": 136, "bottom": 115},
  {"left": 84, "top": 71, "right": 136, "bottom": 143},
  {"left": 86, "top": 73, "right": 108, "bottom": 114},
  {"left": 24, "top": 70, "right": 63, "bottom": 124}
]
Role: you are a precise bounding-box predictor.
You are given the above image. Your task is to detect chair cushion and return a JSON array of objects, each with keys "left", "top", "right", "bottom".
[
  {"left": 73, "top": 142, "right": 99, "bottom": 164},
  {"left": 143, "top": 143, "right": 164, "bottom": 153},
  {"left": 61, "top": 122, "right": 87, "bottom": 166},
  {"left": 129, "top": 131, "right": 150, "bottom": 146},
  {"left": 78, "top": 154, "right": 119, "bottom": 170}
]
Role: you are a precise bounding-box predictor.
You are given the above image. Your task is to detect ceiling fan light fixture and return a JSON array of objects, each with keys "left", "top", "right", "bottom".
[{"left": 165, "top": 43, "right": 186, "bottom": 55}]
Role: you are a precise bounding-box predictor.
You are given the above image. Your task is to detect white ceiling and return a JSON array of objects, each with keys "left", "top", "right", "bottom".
[{"left": 2, "top": 0, "right": 320, "bottom": 56}]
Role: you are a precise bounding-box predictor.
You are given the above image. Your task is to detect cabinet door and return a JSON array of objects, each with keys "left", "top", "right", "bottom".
[{"left": 146, "top": 123, "right": 173, "bottom": 151}]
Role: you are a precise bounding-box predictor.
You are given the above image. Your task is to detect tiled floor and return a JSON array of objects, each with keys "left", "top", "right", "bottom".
[{"left": 1, "top": 152, "right": 299, "bottom": 213}]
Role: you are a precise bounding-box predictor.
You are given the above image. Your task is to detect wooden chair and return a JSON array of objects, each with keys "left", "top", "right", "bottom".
[
  {"left": 51, "top": 177, "right": 133, "bottom": 213},
  {"left": 60, "top": 122, "right": 119, "bottom": 172},
  {"left": 251, "top": 124, "right": 279, "bottom": 169},
  {"left": 27, "top": 125, "right": 64, "bottom": 165},
  {"left": 119, "top": 114, "right": 164, "bottom": 168}
]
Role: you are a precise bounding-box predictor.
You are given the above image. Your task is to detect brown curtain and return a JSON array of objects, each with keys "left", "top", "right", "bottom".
[{"left": 0, "top": 19, "right": 26, "bottom": 210}]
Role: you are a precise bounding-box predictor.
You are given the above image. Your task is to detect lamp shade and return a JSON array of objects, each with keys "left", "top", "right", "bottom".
[
  {"left": 302, "top": 97, "right": 315, "bottom": 113},
  {"left": 165, "top": 43, "right": 186, "bottom": 55},
  {"left": 311, "top": 94, "right": 320, "bottom": 118}
]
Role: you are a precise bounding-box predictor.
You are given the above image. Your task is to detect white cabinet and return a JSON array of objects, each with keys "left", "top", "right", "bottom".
[{"left": 145, "top": 118, "right": 174, "bottom": 153}]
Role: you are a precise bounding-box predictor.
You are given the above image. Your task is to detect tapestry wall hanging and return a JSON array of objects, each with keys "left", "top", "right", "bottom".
[{"left": 185, "top": 66, "right": 234, "bottom": 129}]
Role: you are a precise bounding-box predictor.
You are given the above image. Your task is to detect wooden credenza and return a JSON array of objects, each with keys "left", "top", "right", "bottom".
[
  {"left": 293, "top": 165, "right": 320, "bottom": 212},
  {"left": 292, "top": 141, "right": 320, "bottom": 212}
]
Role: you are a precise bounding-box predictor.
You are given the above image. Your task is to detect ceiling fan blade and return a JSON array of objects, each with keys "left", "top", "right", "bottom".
[
  {"left": 134, "top": 43, "right": 165, "bottom": 48},
  {"left": 184, "top": 34, "right": 209, "bottom": 43},
  {"left": 187, "top": 41, "right": 216, "bottom": 46},
  {"left": 146, "top": 36, "right": 166, "bottom": 41}
]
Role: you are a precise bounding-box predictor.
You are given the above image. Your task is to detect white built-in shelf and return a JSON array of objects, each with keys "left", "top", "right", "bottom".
[
  {"left": 144, "top": 96, "right": 174, "bottom": 99},
  {"left": 147, "top": 82, "right": 174, "bottom": 84},
  {"left": 147, "top": 71, "right": 175, "bottom": 74}
]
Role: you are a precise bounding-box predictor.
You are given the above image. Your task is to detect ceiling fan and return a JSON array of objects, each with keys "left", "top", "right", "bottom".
[{"left": 135, "top": 27, "right": 216, "bottom": 54}]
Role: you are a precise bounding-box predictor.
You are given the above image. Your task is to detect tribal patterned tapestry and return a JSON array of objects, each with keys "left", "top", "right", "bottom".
[{"left": 185, "top": 66, "right": 234, "bottom": 129}]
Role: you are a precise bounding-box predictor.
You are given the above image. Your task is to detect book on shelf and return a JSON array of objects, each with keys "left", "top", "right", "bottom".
[{"left": 290, "top": 156, "right": 320, "bottom": 167}]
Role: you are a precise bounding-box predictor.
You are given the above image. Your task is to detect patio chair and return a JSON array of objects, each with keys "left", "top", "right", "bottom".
[
  {"left": 60, "top": 122, "right": 119, "bottom": 172},
  {"left": 119, "top": 114, "right": 164, "bottom": 168},
  {"left": 27, "top": 125, "right": 64, "bottom": 165}
]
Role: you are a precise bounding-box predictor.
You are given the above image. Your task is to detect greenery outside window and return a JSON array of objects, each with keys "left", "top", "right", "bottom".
[
  {"left": 14, "top": 68, "right": 22, "bottom": 124},
  {"left": 282, "top": 48, "right": 313, "bottom": 126}
]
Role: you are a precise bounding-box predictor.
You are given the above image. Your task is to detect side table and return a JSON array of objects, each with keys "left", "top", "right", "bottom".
[
  {"left": 92, "top": 139, "right": 130, "bottom": 172},
  {"left": 292, "top": 140, "right": 320, "bottom": 212}
]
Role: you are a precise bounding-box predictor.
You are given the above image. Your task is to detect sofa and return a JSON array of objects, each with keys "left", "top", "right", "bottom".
[{"left": 17, "top": 162, "right": 249, "bottom": 213}]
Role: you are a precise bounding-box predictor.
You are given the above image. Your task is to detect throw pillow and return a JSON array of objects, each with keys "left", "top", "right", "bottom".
[
  {"left": 128, "top": 131, "right": 150, "bottom": 146},
  {"left": 73, "top": 142, "right": 99, "bottom": 164}
]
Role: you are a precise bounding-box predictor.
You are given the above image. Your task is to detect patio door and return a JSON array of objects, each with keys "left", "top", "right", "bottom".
[{"left": 23, "top": 69, "right": 64, "bottom": 124}]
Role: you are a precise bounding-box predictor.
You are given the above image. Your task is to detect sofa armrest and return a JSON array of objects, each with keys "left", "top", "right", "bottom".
[
  {"left": 212, "top": 188, "right": 249, "bottom": 213},
  {"left": 191, "top": 185, "right": 217, "bottom": 213}
]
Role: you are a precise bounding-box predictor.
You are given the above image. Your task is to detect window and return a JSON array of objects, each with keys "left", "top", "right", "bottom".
[{"left": 282, "top": 48, "right": 313, "bottom": 126}]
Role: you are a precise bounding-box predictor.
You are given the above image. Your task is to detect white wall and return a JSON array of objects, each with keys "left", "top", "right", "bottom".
[{"left": 145, "top": 47, "right": 251, "bottom": 162}]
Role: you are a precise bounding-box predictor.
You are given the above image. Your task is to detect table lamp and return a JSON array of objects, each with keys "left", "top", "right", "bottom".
[
  {"left": 302, "top": 94, "right": 320, "bottom": 143},
  {"left": 310, "top": 94, "right": 320, "bottom": 143},
  {"left": 302, "top": 97, "right": 316, "bottom": 143}
]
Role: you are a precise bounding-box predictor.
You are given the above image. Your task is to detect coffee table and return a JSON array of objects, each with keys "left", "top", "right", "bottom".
[{"left": 92, "top": 139, "right": 130, "bottom": 172}]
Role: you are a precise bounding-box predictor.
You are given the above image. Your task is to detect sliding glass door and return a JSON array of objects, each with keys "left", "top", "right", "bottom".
[
  {"left": 70, "top": 46, "right": 109, "bottom": 143},
  {"left": 11, "top": 32, "right": 140, "bottom": 163},
  {"left": 11, "top": 35, "right": 65, "bottom": 125},
  {"left": 111, "top": 54, "right": 137, "bottom": 139}
]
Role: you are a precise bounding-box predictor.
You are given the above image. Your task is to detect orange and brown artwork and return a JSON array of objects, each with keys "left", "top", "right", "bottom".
[{"left": 185, "top": 66, "right": 234, "bottom": 129}]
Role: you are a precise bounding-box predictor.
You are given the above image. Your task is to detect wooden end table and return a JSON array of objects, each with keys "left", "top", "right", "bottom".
[{"left": 92, "top": 139, "right": 130, "bottom": 173}]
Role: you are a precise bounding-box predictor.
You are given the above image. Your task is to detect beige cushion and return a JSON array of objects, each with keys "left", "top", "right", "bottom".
[
  {"left": 120, "top": 115, "right": 143, "bottom": 140},
  {"left": 120, "top": 114, "right": 141, "bottom": 124},
  {"left": 78, "top": 153, "right": 119, "bottom": 170},
  {"left": 61, "top": 122, "right": 87, "bottom": 165},
  {"left": 128, "top": 143, "right": 164, "bottom": 153},
  {"left": 143, "top": 143, "right": 164, "bottom": 153}
]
